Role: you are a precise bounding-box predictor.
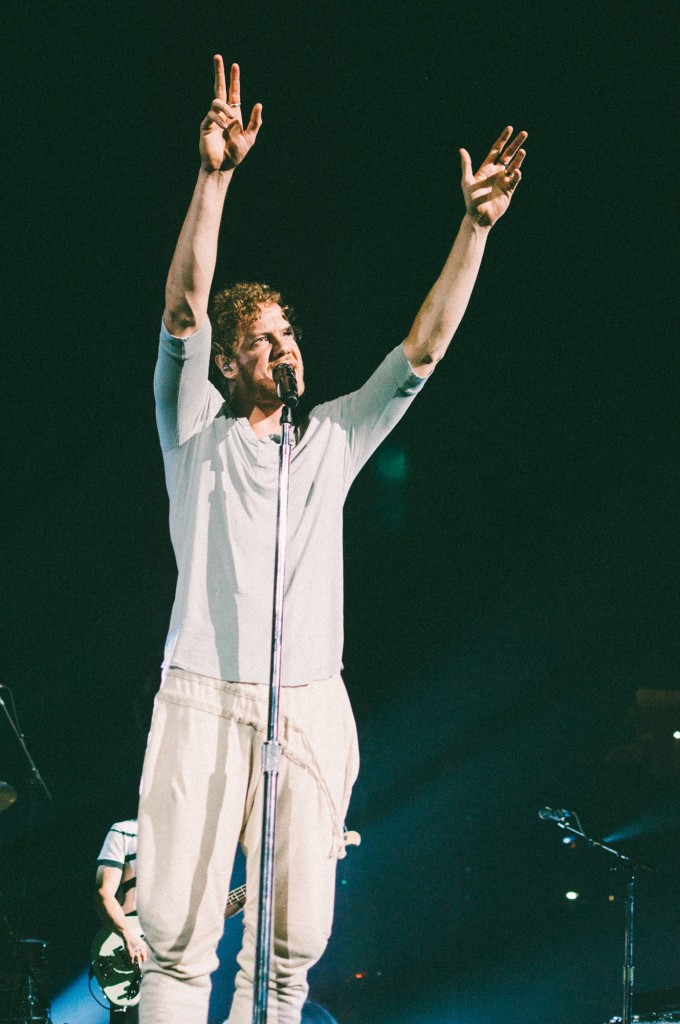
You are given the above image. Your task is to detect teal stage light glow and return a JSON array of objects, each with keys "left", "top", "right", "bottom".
[{"left": 51, "top": 968, "right": 107, "bottom": 1023}]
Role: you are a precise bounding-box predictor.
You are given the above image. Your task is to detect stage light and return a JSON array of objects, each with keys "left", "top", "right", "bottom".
[
  {"left": 565, "top": 890, "right": 579, "bottom": 900},
  {"left": 375, "top": 445, "right": 408, "bottom": 483},
  {"left": 673, "top": 730, "right": 680, "bottom": 739},
  {"left": 301, "top": 1003, "right": 339, "bottom": 1024},
  {"left": 562, "top": 835, "right": 572, "bottom": 844},
  {"left": 51, "top": 968, "right": 105, "bottom": 1023}
]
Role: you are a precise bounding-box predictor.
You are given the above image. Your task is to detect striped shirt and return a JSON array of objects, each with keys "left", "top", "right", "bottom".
[{"left": 97, "top": 819, "right": 138, "bottom": 902}]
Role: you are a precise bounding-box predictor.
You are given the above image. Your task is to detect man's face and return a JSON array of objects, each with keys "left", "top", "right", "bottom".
[{"left": 220, "top": 303, "right": 305, "bottom": 409}]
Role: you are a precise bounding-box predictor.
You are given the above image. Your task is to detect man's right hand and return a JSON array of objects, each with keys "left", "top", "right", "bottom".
[
  {"left": 200, "top": 55, "right": 262, "bottom": 171},
  {"left": 122, "top": 925, "right": 150, "bottom": 967}
]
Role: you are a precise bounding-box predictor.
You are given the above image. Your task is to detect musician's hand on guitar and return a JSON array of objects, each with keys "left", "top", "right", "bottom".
[{"left": 123, "top": 927, "right": 149, "bottom": 966}]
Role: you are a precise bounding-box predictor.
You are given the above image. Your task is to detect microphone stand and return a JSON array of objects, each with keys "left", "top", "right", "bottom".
[
  {"left": 252, "top": 399, "right": 295, "bottom": 1024},
  {"left": 0, "top": 685, "right": 52, "bottom": 1023},
  {"left": 542, "top": 811, "right": 652, "bottom": 1024},
  {"left": 0, "top": 686, "right": 52, "bottom": 801}
]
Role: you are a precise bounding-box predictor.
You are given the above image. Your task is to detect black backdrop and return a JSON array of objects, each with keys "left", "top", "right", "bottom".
[{"left": 2, "top": 1, "right": 679, "bottom": 1022}]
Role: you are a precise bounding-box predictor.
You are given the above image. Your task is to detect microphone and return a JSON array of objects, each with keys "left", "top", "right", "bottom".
[
  {"left": 273, "top": 363, "right": 299, "bottom": 409},
  {"left": 538, "top": 807, "right": 572, "bottom": 822}
]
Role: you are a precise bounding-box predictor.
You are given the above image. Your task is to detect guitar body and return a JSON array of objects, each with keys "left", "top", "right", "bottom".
[
  {"left": 90, "top": 837, "right": 360, "bottom": 1007},
  {"left": 91, "top": 886, "right": 248, "bottom": 1008},
  {"left": 90, "top": 838, "right": 355, "bottom": 1009},
  {"left": 91, "top": 915, "right": 144, "bottom": 1008}
]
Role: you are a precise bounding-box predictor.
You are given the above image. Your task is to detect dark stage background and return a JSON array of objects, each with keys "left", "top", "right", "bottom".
[{"left": 2, "top": 1, "right": 679, "bottom": 1022}]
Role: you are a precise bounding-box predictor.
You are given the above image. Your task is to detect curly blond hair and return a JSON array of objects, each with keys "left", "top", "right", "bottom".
[{"left": 210, "top": 282, "right": 300, "bottom": 367}]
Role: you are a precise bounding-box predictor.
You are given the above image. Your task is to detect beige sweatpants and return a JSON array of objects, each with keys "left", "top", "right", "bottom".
[{"left": 136, "top": 668, "right": 359, "bottom": 1024}]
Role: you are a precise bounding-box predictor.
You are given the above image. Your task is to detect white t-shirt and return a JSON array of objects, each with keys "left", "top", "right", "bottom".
[{"left": 154, "top": 320, "right": 428, "bottom": 684}]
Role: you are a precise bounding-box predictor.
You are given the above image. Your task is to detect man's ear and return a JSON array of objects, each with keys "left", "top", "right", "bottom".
[{"left": 215, "top": 353, "right": 236, "bottom": 379}]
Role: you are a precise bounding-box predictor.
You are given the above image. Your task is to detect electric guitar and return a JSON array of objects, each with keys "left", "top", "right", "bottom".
[
  {"left": 91, "top": 832, "right": 360, "bottom": 1009},
  {"left": 90, "top": 884, "right": 247, "bottom": 1008}
]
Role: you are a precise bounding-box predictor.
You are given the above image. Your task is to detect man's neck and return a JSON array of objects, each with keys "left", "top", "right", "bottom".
[{"left": 232, "top": 399, "right": 284, "bottom": 440}]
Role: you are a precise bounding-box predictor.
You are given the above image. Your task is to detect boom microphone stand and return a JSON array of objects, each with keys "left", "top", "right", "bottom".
[
  {"left": 538, "top": 807, "right": 651, "bottom": 1024},
  {"left": 0, "top": 685, "right": 52, "bottom": 802},
  {"left": 1, "top": 683, "right": 53, "bottom": 1023},
  {"left": 252, "top": 367, "right": 298, "bottom": 1024}
]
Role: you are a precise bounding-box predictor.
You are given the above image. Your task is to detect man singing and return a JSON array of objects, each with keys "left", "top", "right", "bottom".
[{"left": 137, "top": 54, "right": 526, "bottom": 1024}]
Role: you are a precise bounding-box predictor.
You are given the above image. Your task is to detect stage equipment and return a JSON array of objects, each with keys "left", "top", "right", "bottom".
[
  {"left": 301, "top": 1002, "right": 339, "bottom": 1023},
  {"left": 607, "top": 1018, "right": 680, "bottom": 1023},
  {"left": 222, "top": 999, "right": 338, "bottom": 1024},
  {"left": 0, "top": 937, "right": 52, "bottom": 1024},
  {"left": 90, "top": 884, "right": 247, "bottom": 1009},
  {"left": 0, "top": 685, "right": 51, "bottom": 800},
  {"left": 253, "top": 385, "right": 296, "bottom": 1024},
  {"left": 0, "top": 685, "right": 52, "bottom": 1024},
  {"left": 90, "top": 916, "right": 145, "bottom": 1010},
  {"left": 540, "top": 807, "right": 652, "bottom": 1024},
  {"left": 538, "top": 806, "right": 572, "bottom": 822},
  {"left": 612, "top": 984, "right": 680, "bottom": 1021}
]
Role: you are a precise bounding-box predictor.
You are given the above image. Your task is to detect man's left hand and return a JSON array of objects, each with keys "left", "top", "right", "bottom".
[{"left": 459, "top": 126, "right": 527, "bottom": 228}]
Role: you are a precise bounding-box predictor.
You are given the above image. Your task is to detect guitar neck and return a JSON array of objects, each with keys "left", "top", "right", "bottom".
[
  {"left": 220, "top": 834, "right": 360, "bottom": 921},
  {"left": 224, "top": 883, "right": 247, "bottom": 919}
]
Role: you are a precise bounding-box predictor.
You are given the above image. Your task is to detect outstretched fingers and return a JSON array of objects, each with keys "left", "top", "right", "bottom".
[
  {"left": 482, "top": 126, "right": 513, "bottom": 167},
  {"left": 498, "top": 145, "right": 526, "bottom": 193},
  {"left": 228, "top": 62, "right": 241, "bottom": 106},
  {"left": 213, "top": 56, "right": 242, "bottom": 110},
  {"left": 459, "top": 147, "right": 473, "bottom": 182},
  {"left": 243, "top": 103, "right": 263, "bottom": 144},
  {"left": 498, "top": 130, "right": 528, "bottom": 170},
  {"left": 214, "top": 54, "right": 227, "bottom": 102},
  {"left": 206, "top": 54, "right": 262, "bottom": 164}
]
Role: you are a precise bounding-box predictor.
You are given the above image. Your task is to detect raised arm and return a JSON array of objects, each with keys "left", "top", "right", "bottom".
[
  {"left": 403, "top": 126, "right": 527, "bottom": 376},
  {"left": 163, "top": 56, "right": 262, "bottom": 337}
]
